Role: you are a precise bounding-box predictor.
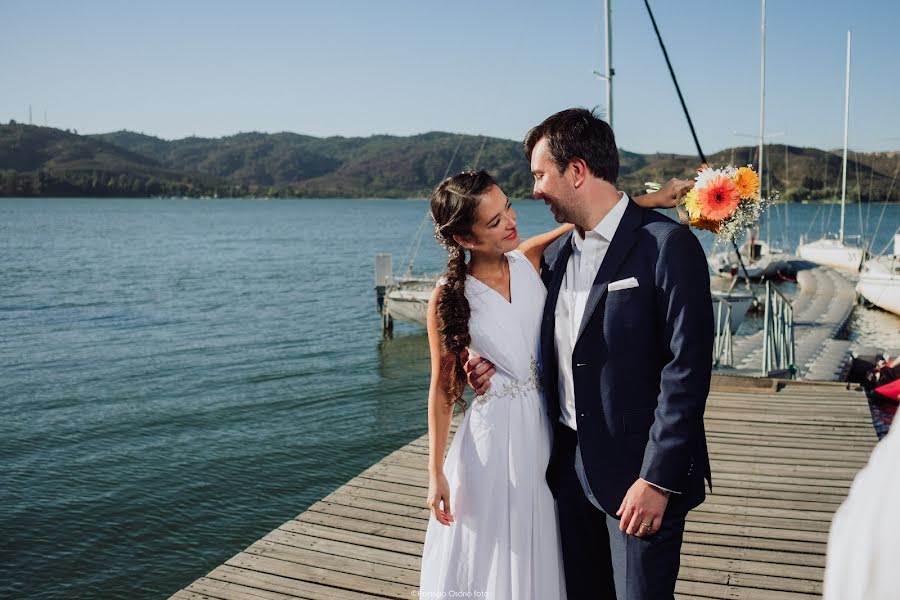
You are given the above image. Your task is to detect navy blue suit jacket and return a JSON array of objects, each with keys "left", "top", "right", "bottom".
[{"left": 541, "top": 199, "right": 713, "bottom": 516}]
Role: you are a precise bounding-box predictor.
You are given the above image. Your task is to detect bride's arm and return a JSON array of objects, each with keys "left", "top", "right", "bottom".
[
  {"left": 519, "top": 224, "right": 575, "bottom": 272},
  {"left": 634, "top": 177, "right": 693, "bottom": 209},
  {"left": 425, "top": 286, "right": 456, "bottom": 526}
]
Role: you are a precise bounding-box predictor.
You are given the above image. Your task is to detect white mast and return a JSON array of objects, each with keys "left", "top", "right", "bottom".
[
  {"left": 604, "top": 0, "right": 613, "bottom": 127},
  {"left": 758, "top": 0, "right": 766, "bottom": 197},
  {"left": 840, "top": 30, "right": 851, "bottom": 244},
  {"left": 592, "top": 1, "right": 613, "bottom": 125}
]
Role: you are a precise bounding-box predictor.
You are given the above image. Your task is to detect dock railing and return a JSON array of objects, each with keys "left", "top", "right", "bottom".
[
  {"left": 762, "top": 281, "right": 795, "bottom": 377},
  {"left": 712, "top": 298, "right": 733, "bottom": 368}
]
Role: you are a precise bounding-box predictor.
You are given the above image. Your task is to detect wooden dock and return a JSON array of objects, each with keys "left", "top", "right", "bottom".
[{"left": 170, "top": 378, "right": 876, "bottom": 600}]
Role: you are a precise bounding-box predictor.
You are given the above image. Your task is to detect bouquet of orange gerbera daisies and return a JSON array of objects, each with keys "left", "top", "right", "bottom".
[{"left": 672, "top": 164, "right": 775, "bottom": 241}]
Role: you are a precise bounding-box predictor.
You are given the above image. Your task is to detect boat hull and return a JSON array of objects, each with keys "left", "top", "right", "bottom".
[
  {"left": 797, "top": 239, "right": 863, "bottom": 272},
  {"left": 384, "top": 288, "right": 430, "bottom": 326},
  {"left": 856, "top": 258, "right": 900, "bottom": 316}
]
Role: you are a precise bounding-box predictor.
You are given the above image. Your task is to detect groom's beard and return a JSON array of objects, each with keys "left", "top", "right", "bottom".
[
  {"left": 550, "top": 207, "right": 567, "bottom": 224},
  {"left": 545, "top": 198, "right": 579, "bottom": 225}
]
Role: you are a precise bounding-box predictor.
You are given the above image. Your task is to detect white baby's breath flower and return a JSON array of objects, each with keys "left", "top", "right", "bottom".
[{"left": 713, "top": 189, "right": 777, "bottom": 242}]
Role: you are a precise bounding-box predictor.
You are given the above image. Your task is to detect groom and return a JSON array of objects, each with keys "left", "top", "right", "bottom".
[{"left": 467, "top": 108, "right": 713, "bottom": 599}]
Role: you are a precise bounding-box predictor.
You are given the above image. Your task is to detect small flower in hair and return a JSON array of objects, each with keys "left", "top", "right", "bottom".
[{"left": 432, "top": 216, "right": 454, "bottom": 250}]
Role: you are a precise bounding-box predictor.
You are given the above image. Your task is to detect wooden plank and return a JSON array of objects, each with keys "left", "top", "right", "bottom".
[
  {"left": 677, "top": 565, "right": 821, "bottom": 594},
  {"left": 706, "top": 470, "right": 854, "bottom": 490},
  {"left": 680, "top": 554, "right": 823, "bottom": 582},
  {"left": 681, "top": 530, "right": 824, "bottom": 557},
  {"left": 687, "top": 510, "right": 831, "bottom": 533},
  {"left": 304, "top": 500, "right": 425, "bottom": 532},
  {"left": 187, "top": 575, "right": 355, "bottom": 600},
  {"left": 705, "top": 487, "right": 849, "bottom": 506},
  {"left": 224, "top": 553, "right": 414, "bottom": 598},
  {"left": 319, "top": 490, "right": 429, "bottom": 520},
  {"left": 263, "top": 529, "right": 421, "bottom": 570},
  {"left": 681, "top": 541, "right": 823, "bottom": 568},
  {"left": 701, "top": 492, "right": 843, "bottom": 512},
  {"left": 675, "top": 579, "right": 819, "bottom": 600},
  {"left": 203, "top": 566, "right": 378, "bottom": 600},
  {"left": 684, "top": 520, "right": 828, "bottom": 544},
  {"left": 240, "top": 541, "right": 419, "bottom": 586},
  {"left": 298, "top": 509, "right": 425, "bottom": 544},
  {"left": 704, "top": 434, "right": 874, "bottom": 454},
  {"left": 276, "top": 519, "right": 422, "bottom": 557}
]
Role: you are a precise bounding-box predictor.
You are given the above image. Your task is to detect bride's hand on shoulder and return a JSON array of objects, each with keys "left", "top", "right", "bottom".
[
  {"left": 636, "top": 178, "right": 694, "bottom": 208},
  {"left": 427, "top": 472, "right": 454, "bottom": 525}
]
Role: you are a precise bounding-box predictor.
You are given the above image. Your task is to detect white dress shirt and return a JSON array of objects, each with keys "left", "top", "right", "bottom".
[{"left": 555, "top": 192, "right": 629, "bottom": 430}]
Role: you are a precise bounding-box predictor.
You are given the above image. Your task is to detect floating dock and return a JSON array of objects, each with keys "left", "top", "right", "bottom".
[
  {"left": 170, "top": 377, "right": 875, "bottom": 600},
  {"left": 730, "top": 264, "right": 857, "bottom": 380}
]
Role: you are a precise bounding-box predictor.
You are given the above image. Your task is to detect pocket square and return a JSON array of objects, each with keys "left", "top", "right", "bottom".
[{"left": 608, "top": 277, "right": 639, "bottom": 292}]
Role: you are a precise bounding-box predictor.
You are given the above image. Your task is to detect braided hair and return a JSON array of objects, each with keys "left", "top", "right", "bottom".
[{"left": 430, "top": 170, "right": 497, "bottom": 407}]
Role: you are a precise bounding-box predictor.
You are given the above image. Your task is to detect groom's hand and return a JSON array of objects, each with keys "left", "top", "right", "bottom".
[
  {"left": 461, "top": 349, "right": 495, "bottom": 395},
  {"left": 616, "top": 479, "right": 669, "bottom": 538}
]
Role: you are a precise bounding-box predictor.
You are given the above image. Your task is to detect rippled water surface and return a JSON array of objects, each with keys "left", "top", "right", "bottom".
[{"left": 1, "top": 198, "right": 897, "bottom": 599}]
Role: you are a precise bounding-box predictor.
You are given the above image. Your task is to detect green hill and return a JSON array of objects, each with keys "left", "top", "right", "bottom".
[
  {"left": 1, "top": 122, "right": 897, "bottom": 201},
  {"left": 0, "top": 125, "right": 218, "bottom": 197}
]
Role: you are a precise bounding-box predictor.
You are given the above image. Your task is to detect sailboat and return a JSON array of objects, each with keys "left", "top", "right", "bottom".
[
  {"left": 797, "top": 31, "right": 865, "bottom": 271},
  {"left": 856, "top": 233, "right": 900, "bottom": 316},
  {"left": 707, "top": 234, "right": 789, "bottom": 280}
]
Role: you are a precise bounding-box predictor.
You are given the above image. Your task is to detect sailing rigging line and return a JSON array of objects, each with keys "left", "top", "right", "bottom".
[
  {"left": 643, "top": 0, "right": 758, "bottom": 286},
  {"left": 855, "top": 151, "right": 865, "bottom": 243},
  {"left": 803, "top": 202, "right": 823, "bottom": 242},
  {"left": 874, "top": 224, "right": 900, "bottom": 257},
  {"left": 400, "top": 135, "right": 465, "bottom": 277},
  {"left": 642, "top": 0, "right": 705, "bottom": 164},
  {"left": 823, "top": 153, "right": 836, "bottom": 237},
  {"left": 868, "top": 158, "right": 900, "bottom": 252},
  {"left": 471, "top": 136, "right": 488, "bottom": 172},
  {"left": 780, "top": 145, "right": 790, "bottom": 251},
  {"left": 865, "top": 159, "right": 875, "bottom": 229},
  {"left": 403, "top": 134, "right": 490, "bottom": 277}
]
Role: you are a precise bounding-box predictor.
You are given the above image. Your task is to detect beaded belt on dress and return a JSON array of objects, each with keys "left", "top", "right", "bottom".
[{"left": 475, "top": 358, "right": 543, "bottom": 404}]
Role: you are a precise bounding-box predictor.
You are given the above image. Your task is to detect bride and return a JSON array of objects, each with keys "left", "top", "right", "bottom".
[{"left": 419, "top": 170, "right": 683, "bottom": 599}]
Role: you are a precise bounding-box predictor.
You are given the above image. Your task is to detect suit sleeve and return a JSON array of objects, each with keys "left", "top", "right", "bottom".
[{"left": 640, "top": 226, "right": 713, "bottom": 492}]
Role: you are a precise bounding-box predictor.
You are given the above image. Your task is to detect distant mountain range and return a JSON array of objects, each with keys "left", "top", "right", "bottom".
[{"left": 1, "top": 123, "right": 897, "bottom": 201}]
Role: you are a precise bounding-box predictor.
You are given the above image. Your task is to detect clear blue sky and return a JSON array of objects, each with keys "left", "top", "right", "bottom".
[{"left": 2, "top": 0, "right": 898, "bottom": 154}]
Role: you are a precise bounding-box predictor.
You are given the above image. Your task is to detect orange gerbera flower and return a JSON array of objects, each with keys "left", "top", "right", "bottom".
[
  {"left": 698, "top": 175, "right": 741, "bottom": 221},
  {"left": 734, "top": 167, "right": 760, "bottom": 200},
  {"left": 690, "top": 216, "right": 721, "bottom": 233}
]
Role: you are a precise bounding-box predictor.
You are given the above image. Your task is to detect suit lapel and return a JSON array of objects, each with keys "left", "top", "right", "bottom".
[
  {"left": 540, "top": 232, "right": 574, "bottom": 394},
  {"left": 576, "top": 200, "right": 643, "bottom": 341}
]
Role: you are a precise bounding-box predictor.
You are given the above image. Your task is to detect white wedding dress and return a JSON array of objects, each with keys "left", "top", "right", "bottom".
[{"left": 419, "top": 249, "right": 567, "bottom": 599}]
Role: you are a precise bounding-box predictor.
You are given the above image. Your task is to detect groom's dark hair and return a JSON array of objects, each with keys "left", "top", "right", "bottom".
[{"left": 524, "top": 107, "right": 619, "bottom": 185}]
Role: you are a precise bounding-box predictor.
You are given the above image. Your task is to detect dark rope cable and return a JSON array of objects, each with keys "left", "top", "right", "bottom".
[
  {"left": 643, "top": 0, "right": 706, "bottom": 164},
  {"left": 643, "top": 0, "right": 753, "bottom": 286}
]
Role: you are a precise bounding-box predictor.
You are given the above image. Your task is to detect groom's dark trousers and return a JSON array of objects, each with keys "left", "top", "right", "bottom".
[
  {"left": 540, "top": 201, "right": 713, "bottom": 600},
  {"left": 554, "top": 423, "right": 686, "bottom": 599}
]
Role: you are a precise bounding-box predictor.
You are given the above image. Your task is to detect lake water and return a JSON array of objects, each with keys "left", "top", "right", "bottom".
[{"left": 1, "top": 197, "right": 898, "bottom": 599}]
